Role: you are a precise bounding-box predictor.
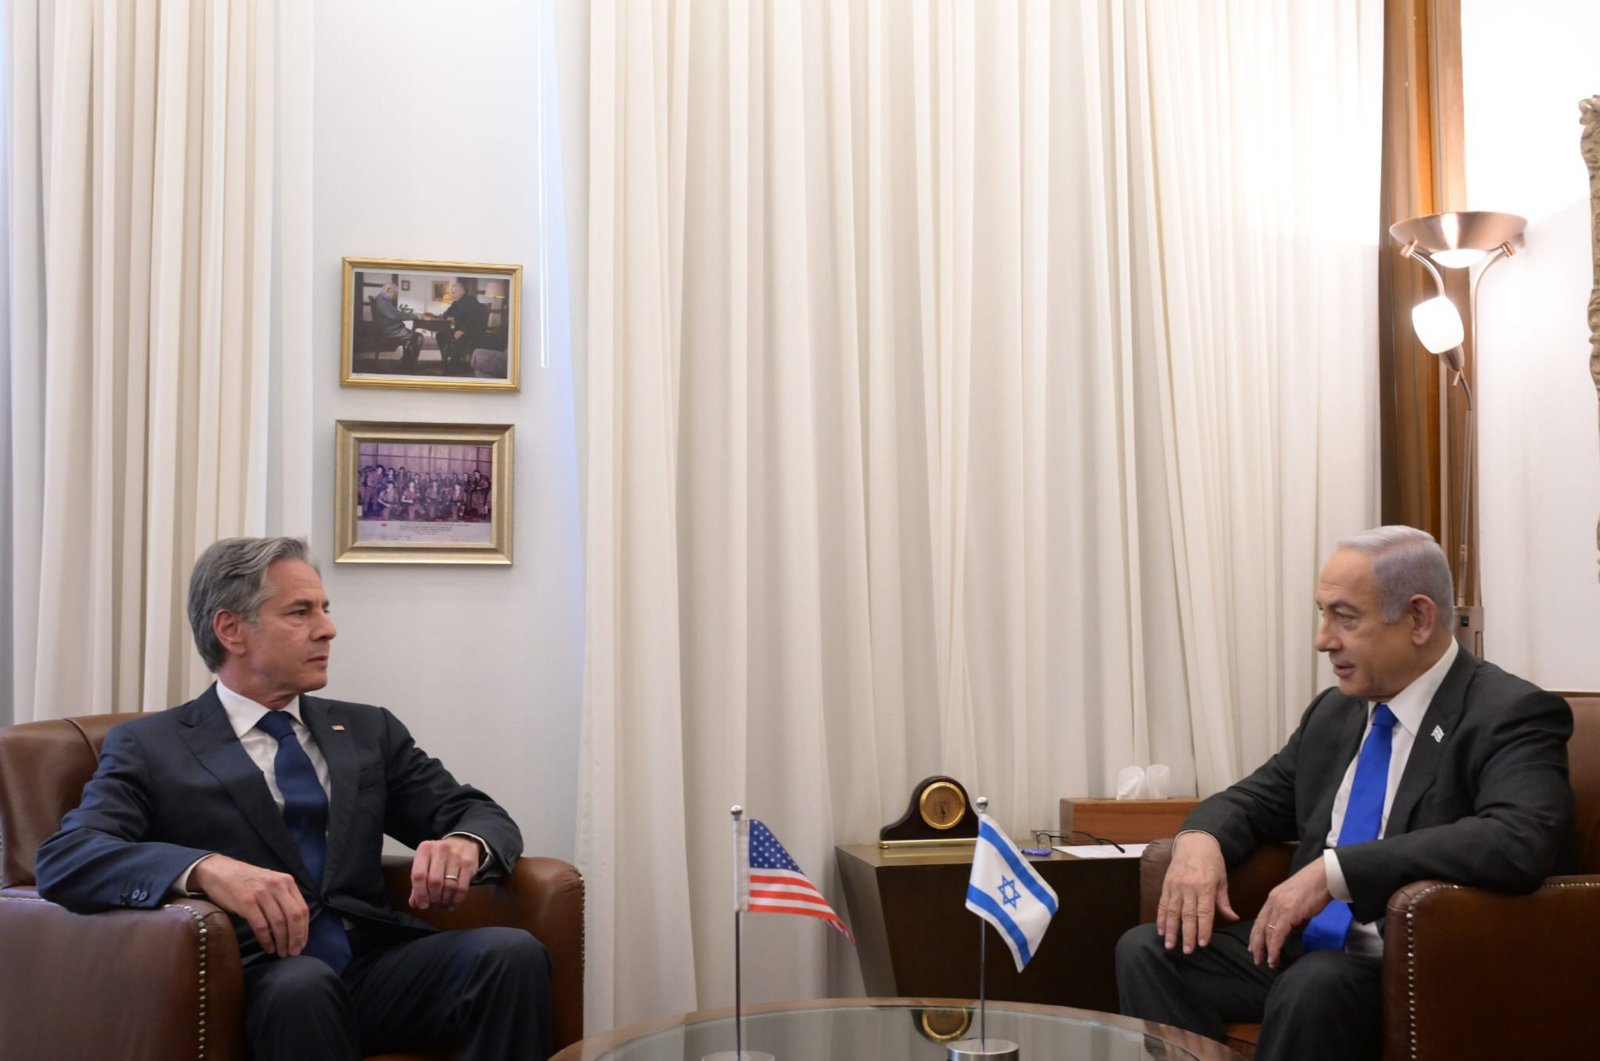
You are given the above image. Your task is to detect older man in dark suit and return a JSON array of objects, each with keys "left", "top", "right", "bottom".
[
  {"left": 1117, "top": 525, "right": 1575, "bottom": 1061},
  {"left": 36, "top": 537, "right": 551, "bottom": 1060},
  {"left": 435, "top": 281, "right": 487, "bottom": 367},
  {"left": 371, "top": 282, "right": 423, "bottom": 365}
]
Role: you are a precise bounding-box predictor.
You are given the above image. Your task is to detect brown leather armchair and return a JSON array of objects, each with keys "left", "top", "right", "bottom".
[
  {"left": 1137, "top": 694, "right": 1600, "bottom": 1060},
  {"left": 0, "top": 713, "right": 585, "bottom": 1061}
]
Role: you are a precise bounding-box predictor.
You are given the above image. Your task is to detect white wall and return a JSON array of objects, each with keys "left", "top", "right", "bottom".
[
  {"left": 312, "top": 1, "right": 584, "bottom": 859},
  {"left": 1462, "top": 1, "right": 1600, "bottom": 690}
]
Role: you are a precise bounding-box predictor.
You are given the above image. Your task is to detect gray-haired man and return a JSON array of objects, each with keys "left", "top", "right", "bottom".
[
  {"left": 1117, "top": 525, "right": 1575, "bottom": 1061},
  {"left": 37, "top": 537, "right": 551, "bottom": 1060},
  {"left": 372, "top": 282, "right": 423, "bottom": 364}
]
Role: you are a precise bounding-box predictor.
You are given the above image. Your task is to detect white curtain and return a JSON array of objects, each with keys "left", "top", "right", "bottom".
[
  {"left": 578, "top": 0, "right": 1381, "bottom": 1032},
  {"left": 6, "top": 0, "right": 314, "bottom": 721}
]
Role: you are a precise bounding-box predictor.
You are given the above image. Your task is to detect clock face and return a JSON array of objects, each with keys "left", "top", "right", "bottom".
[{"left": 918, "top": 780, "right": 966, "bottom": 830}]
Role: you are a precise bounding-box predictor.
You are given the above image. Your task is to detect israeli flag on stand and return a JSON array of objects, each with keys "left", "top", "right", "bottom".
[{"left": 965, "top": 812, "right": 1059, "bottom": 971}]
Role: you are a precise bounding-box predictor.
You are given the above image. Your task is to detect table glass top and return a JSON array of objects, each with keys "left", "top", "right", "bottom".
[{"left": 588, "top": 1002, "right": 1217, "bottom": 1061}]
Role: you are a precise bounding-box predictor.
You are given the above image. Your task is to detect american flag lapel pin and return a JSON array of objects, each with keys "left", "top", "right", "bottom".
[
  {"left": 331, "top": 724, "right": 346, "bottom": 732},
  {"left": 1430, "top": 725, "right": 1444, "bottom": 743}
]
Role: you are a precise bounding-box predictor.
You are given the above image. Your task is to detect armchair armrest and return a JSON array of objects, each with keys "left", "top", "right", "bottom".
[
  {"left": 1138, "top": 839, "right": 1295, "bottom": 922},
  {"left": 0, "top": 887, "right": 244, "bottom": 1061},
  {"left": 1381, "top": 874, "right": 1600, "bottom": 1061},
  {"left": 382, "top": 855, "right": 584, "bottom": 1051}
]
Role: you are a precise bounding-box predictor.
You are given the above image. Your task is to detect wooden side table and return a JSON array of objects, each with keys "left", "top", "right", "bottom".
[{"left": 835, "top": 843, "right": 1140, "bottom": 1012}]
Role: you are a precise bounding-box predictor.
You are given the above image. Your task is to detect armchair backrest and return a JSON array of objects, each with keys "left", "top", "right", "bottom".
[
  {"left": 1557, "top": 694, "right": 1600, "bottom": 873},
  {"left": 0, "top": 713, "right": 145, "bottom": 887}
]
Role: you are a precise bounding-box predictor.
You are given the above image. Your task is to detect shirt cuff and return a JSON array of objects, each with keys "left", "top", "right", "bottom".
[
  {"left": 446, "top": 832, "right": 492, "bottom": 878},
  {"left": 171, "top": 854, "right": 215, "bottom": 897},
  {"left": 1323, "top": 848, "right": 1352, "bottom": 902}
]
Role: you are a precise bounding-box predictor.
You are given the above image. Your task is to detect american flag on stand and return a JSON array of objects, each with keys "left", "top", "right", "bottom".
[{"left": 737, "top": 818, "right": 854, "bottom": 943}]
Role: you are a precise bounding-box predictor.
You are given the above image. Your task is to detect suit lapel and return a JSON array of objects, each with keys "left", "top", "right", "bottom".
[
  {"left": 1305, "top": 695, "right": 1369, "bottom": 848},
  {"left": 303, "top": 696, "right": 360, "bottom": 888},
  {"left": 1388, "top": 649, "right": 1477, "bottom": 833},
  {"left": 176, "top": 685, "right": 311, "bottom": 884}
]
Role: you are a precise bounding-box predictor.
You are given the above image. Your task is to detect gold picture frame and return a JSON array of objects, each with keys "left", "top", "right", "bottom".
[
  {"left": 335, "top": 421, "right": 513, "bottom": 565},
  {"left": 342, "top": 257, "right": 522, "bottom": 391}
]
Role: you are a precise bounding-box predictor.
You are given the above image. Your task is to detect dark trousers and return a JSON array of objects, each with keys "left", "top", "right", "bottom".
[
  {"left": 242, "top": 926, "right": 552, "bottom": 1061},
  {"left": 1116, "top": 919, "right": 1382, "bottom": 1061}
]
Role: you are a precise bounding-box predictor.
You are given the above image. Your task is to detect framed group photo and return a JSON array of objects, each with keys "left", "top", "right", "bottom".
[
  {"left": 342, "top": 257, "right": 522, "bottom": 391},
  {"left": 334, "top": 421, "right": 513, "bottom": 564}
]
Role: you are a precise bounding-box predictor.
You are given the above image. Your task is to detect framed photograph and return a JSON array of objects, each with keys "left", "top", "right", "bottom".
[
  {"left": 342, "top": 257, "right": 521, "bottom": 391},
  {"left": 334, "top": 421, "right": 513, "bottom": 565}
]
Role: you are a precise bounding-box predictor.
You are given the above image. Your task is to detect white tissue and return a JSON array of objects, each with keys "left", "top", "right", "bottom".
[{"left": 1115, "top": 764, "right": 1171, "bottom": 800}]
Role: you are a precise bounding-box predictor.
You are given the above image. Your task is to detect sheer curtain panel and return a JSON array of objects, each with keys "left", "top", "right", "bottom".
[
  {"left": 6, "top": 0, "right": 314, "bottom": 721},
  {"left": 577, "top": 0, "right": 1382, "bottom": 1032}
]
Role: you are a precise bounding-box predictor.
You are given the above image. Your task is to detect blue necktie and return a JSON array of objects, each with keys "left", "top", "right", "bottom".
[
  {"left": 255, "top": 710, "right": 351, "bottom": 972},
  {"left": 1302, "top": 703, "right": 1398, "bottom": 951}
]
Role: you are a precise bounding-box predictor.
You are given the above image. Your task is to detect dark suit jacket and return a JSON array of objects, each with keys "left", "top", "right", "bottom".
[
  {"left": 371, "top": 294, "right": 415, "bottom": 340},
  {"left": 35, "top": 686, "right": 522, "bottom": 959},
  {"left": 1184, "top": 650, "right": 1576, "bottom": 923},
  {"left": 444, "top": 294, "right": 487, "bottom": 343}
]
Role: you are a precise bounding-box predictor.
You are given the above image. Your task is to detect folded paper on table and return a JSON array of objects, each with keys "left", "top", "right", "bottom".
[{"left": 1053, "top": 843, "right": 1149, "bottom": 860}]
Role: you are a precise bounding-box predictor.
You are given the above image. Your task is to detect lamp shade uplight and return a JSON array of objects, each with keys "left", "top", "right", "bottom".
[
  {"left": 1411, "top": 295, "right": 1465, "bottom": 354},
  {"left": 1389, "top": 211, "right": 1526, "bottom": 266}
]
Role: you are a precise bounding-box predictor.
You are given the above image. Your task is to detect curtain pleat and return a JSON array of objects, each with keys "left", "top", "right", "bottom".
[
  {"left": 576, "top": 0, "right": 1384, "bottom": 1033},
  {"left": 8, "top": 0, "right": 312, "bottom": 720}
]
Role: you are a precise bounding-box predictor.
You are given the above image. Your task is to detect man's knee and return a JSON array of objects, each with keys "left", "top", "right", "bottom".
[
  {"left": 249, "top": 956, "right": 352, "bottom": 1014},
  {"left": 460, "top": 926, "right": 550, "bottom": 987},
  {"left": 1260, "top": 950, "right": 1381, "bottom": 1053},
  {"left": 245, "top": 956, "right": 361, "bottom": 1058},
  {"left": 1117, "top": 923, "right": 1164, "bottom": 979}
]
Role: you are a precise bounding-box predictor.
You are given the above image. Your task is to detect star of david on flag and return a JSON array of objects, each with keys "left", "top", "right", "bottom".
[
  {"left": 965, "top": 812, "right": 1058, "bottom": 970},
  {"left": 738, "top": 818, "right": 854, "bottom": 943}
]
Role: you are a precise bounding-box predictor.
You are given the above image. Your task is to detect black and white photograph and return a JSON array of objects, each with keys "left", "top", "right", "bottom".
[{"left": 335, "top": 421, "right": 513, "bottom": 564}]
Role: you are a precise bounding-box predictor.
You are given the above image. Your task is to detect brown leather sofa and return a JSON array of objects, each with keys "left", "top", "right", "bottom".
[
  {"left": 0, "top": 713, "right": 585, "bottom": 1061},
  {"left": 1137, "top": 693, "right": 1600, "bottom": 1060}
]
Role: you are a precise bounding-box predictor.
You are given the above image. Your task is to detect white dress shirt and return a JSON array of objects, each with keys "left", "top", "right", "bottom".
[
  {"left": 1322, "top": 637, "right": 1458, "bottom": 955},
  {"left": 216, "top": 681, "right": 333, "bottom": 810}
]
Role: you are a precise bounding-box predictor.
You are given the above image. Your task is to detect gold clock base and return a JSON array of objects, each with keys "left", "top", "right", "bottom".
[{"left": 877, "top": 837, "right": 979, "bottom": 850}]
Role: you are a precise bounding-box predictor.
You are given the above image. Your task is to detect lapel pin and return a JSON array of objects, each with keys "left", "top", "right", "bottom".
[
  {"left": 1431, "top": 725, "right": 1444, "bottom": 743},
  {"left": 331, "top": 724, "right": 346, "bottom": 732}
]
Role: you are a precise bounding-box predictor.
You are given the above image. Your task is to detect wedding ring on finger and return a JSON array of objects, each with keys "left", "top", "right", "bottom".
[{"left": 444, "top": 874, "right": 460, "bottom": 882}]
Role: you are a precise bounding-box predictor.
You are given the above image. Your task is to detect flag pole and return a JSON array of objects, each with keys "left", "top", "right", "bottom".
[
  {"left": 948, "top": 796, "right": 1019, "bottom": 1061},
  {"left": 975, "top": 796, "right": 988, "bottom": 1049},
  {"left": 731, "top": 805, "right": 745, "bottom": 1061}
]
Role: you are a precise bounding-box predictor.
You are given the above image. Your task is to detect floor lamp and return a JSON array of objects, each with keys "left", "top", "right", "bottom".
[{"left": 1389, "top": 210, "right": 1526, "bottom": 655}]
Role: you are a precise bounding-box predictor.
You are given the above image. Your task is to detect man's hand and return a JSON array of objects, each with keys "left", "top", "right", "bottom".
[
  {"left": 189, "top": 854, "right": 309, "bottom": 957},
  {"left": 409, "top": 835, "right": 482, "bottom": 912},
  {"left": 1157, "top": 831, "right": 1237, "bottom": 954},
  {"left": 452, "top": 330, "right": 464, "bottom": 341},
  {"left": 1248, "top": 859, "right": 1334, "bottom": 969}
]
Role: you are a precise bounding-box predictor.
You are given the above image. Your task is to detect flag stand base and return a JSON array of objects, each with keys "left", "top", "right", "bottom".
[
  {"left": 703, "top": 1052, "right": 775, "bottom": 1061},
  {"left": 948, "top": 1038, "right": 1019, "bottom": 1061}
]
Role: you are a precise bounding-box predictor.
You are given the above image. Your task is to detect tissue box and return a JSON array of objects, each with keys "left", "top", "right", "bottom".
[{"left": 1058, "top": 797, "right": 1200, "bottom": 844}]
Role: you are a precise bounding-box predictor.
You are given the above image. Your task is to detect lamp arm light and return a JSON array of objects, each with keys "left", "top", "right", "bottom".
[{"left": 1388, "top": 212, "right": 1525, "bottom": 655}]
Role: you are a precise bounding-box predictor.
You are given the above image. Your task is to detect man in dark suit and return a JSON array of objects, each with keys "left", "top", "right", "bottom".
[
  {"left": 435, "top": 281, "right": 487, "bottom": 367},
  {"left": 36, "top": 536, "right": 551, "bottom": 1060},
  {"left": 370, "top": 282, "right": 423, "bottom": 365},
  {"left": 1117, "top": 525, "right": 1575, "bottom": 1061}
]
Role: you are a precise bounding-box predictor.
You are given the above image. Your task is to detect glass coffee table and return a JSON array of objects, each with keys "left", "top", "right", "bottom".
[{"left": 551, "top": 998, "right": 1245, "bottom": 1061}]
